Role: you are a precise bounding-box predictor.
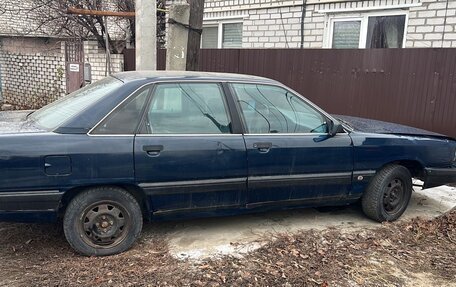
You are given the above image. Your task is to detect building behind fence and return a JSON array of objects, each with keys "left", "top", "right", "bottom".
[{"left": 201, "top": 0, "right": 456, "bottom": 49}]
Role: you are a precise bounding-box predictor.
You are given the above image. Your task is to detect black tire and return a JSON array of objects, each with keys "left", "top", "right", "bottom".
[
  {"left": 63, "top": 186, "right": 143, "bottom": 256},
  {"left": 362, "top": 164, "right": 412, "bottom": 222}
]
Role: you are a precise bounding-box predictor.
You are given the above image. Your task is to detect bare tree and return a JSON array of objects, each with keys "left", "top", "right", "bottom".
[
  {"left": 21, "top": 0, "right": 166, "bottom": 53},
  {"left": 115, "top": 0, "right": 136, "bottom": 48},
  {"left": 26, "top": 0, "right": 124, "bottom": 53}
]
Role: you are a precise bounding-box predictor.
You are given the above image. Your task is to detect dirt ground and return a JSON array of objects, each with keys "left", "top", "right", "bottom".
[
  {"left": 1, "top": 186, "right": 455, "bottom": 287},
  {"left": 166, "top": 185, "right": 456, "bottom": 260}
]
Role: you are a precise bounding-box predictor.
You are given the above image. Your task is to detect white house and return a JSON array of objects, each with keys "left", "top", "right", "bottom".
[{"left": 200, "top": 0, "right": 456, "bottom": 48}]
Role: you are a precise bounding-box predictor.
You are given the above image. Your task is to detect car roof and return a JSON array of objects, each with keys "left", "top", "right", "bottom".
[{"left": 111, "top": 71, "right": 280, "bottom": 85}]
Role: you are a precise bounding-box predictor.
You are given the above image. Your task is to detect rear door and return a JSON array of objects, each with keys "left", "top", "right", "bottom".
[
  {"left": 229, "top": 83, "right": 354, "bottom": 209},
  {"left": 133, "top": 82, "right": 247, "bottom": 215}
]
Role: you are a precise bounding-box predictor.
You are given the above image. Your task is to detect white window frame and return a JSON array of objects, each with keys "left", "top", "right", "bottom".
[
  {"left": 202, "top": 19, "right": 244, "bottom": 49},
  {"left": 201, "top": 24, "right": 219, "bottom": 48},
  {"left": 324, "top": 10, "right": 409, "bottom": 49},
  {"left": 327, "top": 17, "right": 364, "bottom": 49}
]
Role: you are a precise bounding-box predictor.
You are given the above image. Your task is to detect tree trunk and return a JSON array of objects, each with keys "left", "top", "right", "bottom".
[{"left": 186, "top": 0, "right": 204, "bottom": 71}]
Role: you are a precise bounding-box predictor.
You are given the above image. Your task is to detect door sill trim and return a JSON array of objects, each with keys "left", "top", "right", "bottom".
[
  {"left": 153, "top": 204, "right": 241, "bottom": 216},
  {"left": 246, "top": 195, "right": 359, "bottom": 209}
]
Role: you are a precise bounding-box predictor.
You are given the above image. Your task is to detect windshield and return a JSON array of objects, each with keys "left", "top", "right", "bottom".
[{"left": 30, "top": 77, "right": 122, "bottom": 130}]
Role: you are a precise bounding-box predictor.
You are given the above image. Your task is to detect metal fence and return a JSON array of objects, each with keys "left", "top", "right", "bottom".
[
  {"left": 123, "top": 49, "right": 166, "bottom": 71},
  {"left": 123, "top": 48, "right": 456, "bottom": 138}
]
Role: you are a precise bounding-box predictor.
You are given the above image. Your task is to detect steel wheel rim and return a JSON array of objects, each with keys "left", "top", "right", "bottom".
[
  {"left": 383, "top": 178, "right": 405, "bottom": 215},
  {"left": 78, "top": 201, "right": 130, "bottom": 249}
]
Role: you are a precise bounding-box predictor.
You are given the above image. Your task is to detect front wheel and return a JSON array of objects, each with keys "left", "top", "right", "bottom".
[
  {"left": 362, "top": 165, "right": 412, "bottom": 222},
  {"left": 63, "top": 186, "right": 143, "bottom": 256}
]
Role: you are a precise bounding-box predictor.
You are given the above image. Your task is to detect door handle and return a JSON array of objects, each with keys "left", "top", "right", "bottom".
[
  {"left": 143, "top": 145, "right": 164, "bottom": 156},
  {"left": 253, "top": 142, "right": 272, "bottom": 153}
]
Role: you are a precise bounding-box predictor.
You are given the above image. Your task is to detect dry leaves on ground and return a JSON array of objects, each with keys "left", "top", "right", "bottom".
[{"left": 0, "top": 209, "right": 455, "bottom": 286}]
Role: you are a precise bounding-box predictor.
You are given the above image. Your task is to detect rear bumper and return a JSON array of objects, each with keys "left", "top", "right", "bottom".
[
  {"left": 0, "top": 190, "right": 62, "bottom": 222},
  {"left": 424, "top": 167, "right": 456, "bottom": 189}
]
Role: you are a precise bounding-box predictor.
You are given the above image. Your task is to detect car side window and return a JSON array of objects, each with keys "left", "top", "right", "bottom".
[
  {"left": 231, "top": 83, "right": 328, "bottom": 134},
  {"left": 92, "top": 87, "right": 150, "bottom": 134},
  {"left": 141, "top": 83, "right": 231, "bottom": 134}
]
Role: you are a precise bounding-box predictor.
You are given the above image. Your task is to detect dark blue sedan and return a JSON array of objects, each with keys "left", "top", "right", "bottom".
[{"left": 1, "top": 71, "right": 455, "bottom": 256}]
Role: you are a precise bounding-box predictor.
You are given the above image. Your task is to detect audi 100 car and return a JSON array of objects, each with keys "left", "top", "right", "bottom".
[{"left": 0, "top": 71, "right": 455, "bottom": 256}]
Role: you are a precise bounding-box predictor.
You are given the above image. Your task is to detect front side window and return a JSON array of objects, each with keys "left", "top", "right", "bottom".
[
  {"left": 141, "top": 83, "right": 231, "bottom": 134},
  {"left": 231, "top": 84, "right": 327, "bottom": 134}
]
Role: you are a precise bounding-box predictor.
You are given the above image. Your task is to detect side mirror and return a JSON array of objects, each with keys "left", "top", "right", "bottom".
[{"left": 328, "top": 119, "right": 344, "bottom": 136}]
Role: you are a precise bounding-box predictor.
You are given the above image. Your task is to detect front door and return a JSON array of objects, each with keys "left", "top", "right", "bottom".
[
  {"left": 229, "top": 83, "right": 353, "bottom": 209},
  {"left": 134, "top": 82, "right": 247, "bottom": 215}
]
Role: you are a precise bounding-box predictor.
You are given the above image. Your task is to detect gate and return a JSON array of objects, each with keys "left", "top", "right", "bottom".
[{"left": 65, "top": 41, "right": 84, "bottom": 94}]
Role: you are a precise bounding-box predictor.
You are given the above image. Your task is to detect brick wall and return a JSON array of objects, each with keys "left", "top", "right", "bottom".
[
  {"left": 407, "top": 0, "right": 456, "bottom": 47},
  {"left": 0, "top": 40, "right": 123, "bottom": 109},
  {"left": 0, "top": 37, "right": 62, "bottom": 55},
  {"left": 0, "top": 51, "right": 66, "bottom": 109},
  {"left": 0, "top": 1, "right": 48, "bottom": 37},
  {"left": 203, "top": 0, "right": 456, "bottom": 48},
  {"left": 83, "top": 41, "right": 124, "bottom": 82},
  {"left": 242, "top": 4, "right": 323, "bottom": 48}
]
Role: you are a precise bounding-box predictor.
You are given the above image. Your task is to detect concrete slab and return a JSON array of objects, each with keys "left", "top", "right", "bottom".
[{"left": 142, "top": 185, "right": 456, "bottom": 260}]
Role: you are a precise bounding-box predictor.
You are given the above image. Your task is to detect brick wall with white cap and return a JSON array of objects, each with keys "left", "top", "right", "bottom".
[{"left": 202, "top": 0, "right": 456, "bottom": 48}]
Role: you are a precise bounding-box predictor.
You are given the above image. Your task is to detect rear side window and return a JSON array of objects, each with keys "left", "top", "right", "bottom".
[
  {"left": 141, "top": 83, "right": 231, "bottom": 134},
  {"left": 92, "top": 87, "right": 151, "bottom": 134}
]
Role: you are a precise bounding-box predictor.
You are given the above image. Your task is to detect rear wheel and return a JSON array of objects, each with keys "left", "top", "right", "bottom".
[
  {"left": 362, "top": 165, "right": 412, "bottom": 222},
  {"left": 63, "top": 186, "right": 143, "bottom": 256}
]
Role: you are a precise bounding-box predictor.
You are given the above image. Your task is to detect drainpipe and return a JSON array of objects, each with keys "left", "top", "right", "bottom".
[{"left": 300, "top": 0, "right": 307, "bottom": 49}]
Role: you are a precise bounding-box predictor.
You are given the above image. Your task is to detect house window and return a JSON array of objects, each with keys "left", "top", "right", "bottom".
[
  {"left": 366, "top": 15, "right": 406, "bottom": 48},
  {"left": 201, "top": 26, "right": 218, "bottom": 48},
  {"left": 202, "top": 22, "right": 243, "bottom": 48},
  {"left": 328, "top": 12, "right": 407, "bottom": 48},
  {"left": 332, "top": 20, "right": 362, "bottom": 48}
]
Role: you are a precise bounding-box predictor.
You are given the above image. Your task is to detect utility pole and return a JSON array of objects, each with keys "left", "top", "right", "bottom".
[
  {"left": 67, "top": 5, "right": 166, "bottom": 71},
  {"left": 136, "top": 0, "right": 156, "bottom": 70},
  {"left": 166, "top": 4, "right": 190, "bottom": 70},
  {"left": 186, "top": 0, "right": 204, "bottom": 71}
]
